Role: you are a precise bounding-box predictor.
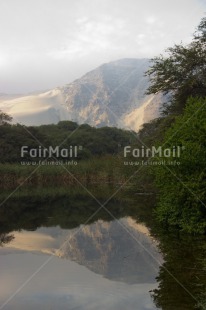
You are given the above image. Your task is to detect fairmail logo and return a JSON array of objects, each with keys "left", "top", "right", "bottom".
[
  {"left": 21, "top": 145, "right": 82, "bottom": 158},
  {"left": 124, "top": 145, "right": 185, "bottom": 158}
]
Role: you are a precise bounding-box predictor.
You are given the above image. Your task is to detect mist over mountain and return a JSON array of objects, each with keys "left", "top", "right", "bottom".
[{"left": 0, "top": 59, "right": 164, "bottom": 131}]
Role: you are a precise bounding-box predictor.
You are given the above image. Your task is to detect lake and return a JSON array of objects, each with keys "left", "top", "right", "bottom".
[{"left": 0, "top": 186, "right": 206, "bottom": 309}]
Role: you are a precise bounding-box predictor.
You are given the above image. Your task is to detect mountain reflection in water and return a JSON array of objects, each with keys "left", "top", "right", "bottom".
[
  {"left": 3, "top": 217, "right": 162, "bottom": 284},
  {"left": 1, "top": 188, "right": 205, "bottom": 309},
  {"left": 0, "top": 219, "right": 161, "bottom": 310}
]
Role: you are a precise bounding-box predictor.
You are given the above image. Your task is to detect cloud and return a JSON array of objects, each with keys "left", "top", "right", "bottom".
[
  {"left": 145, "top": 16, "right": 157, "bottom": 25},
  {"left": 0, "top": 0, "right": 205, "bottom": 92},
  {"left": 49, "top": 17, "right": 127, "bottom": 60}
]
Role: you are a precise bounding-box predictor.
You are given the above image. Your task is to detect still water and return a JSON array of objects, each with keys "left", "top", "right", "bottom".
[{"left": 0, "top": 187, "right": 206, "bottom": 309}]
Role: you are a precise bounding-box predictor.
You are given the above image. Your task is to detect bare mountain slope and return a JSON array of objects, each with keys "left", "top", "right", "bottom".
[{"left": 0, "top": 59, "right": 163, "bottom": 131}]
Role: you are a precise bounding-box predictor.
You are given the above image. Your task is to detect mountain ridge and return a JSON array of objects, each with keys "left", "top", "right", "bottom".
[{"left": 0, "top": 58, "right": 163, "bottom": 131}]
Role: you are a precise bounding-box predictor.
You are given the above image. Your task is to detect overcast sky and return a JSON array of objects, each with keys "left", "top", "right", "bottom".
[{"left": 0, "top": 0, "right": 205, "bottom": 94}]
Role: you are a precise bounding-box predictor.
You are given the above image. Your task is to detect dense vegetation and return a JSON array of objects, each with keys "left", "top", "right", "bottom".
[
  {"left": 153, "top": 98, "right": 206, "bottom": 233},
  {"left": 139, "top": 17, "right": 206, "bottom": 233},
  {"left": 0, "top": 120, "right": 135, "bottom": 162}
]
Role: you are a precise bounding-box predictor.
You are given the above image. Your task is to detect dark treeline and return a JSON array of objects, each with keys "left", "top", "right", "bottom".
[{"left": 0, "top": 120, "right": 136, "bottom": 162}]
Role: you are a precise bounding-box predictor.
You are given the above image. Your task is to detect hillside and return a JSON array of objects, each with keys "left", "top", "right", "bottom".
[{"left": 0, "top": 59, "right": 163, "bottom": 131}]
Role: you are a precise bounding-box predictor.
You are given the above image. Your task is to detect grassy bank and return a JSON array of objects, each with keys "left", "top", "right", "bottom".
[{"left": 0, "top": 156, "right": 127, "bottom": 189}]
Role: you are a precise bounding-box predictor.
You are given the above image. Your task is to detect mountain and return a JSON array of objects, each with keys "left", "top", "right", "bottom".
[
  {"left": 0, "top": 59, "right": 163, "bottom": 131},
  {"left": 57, "top": 217, "right": 162, "bottom": 284},
  {"left": 6, "top": 217, "right": 162, "bottom": 284}
]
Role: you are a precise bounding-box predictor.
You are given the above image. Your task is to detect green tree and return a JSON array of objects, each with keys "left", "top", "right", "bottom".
[
  {"left": 154, "top": 97, "right": 206, "bottom": 234},
  {"left": 0, "top": 110, "right": 12, "bottom": 125},
  {"left": 146, "top": 17, "right": 206, "bottom": 115}
]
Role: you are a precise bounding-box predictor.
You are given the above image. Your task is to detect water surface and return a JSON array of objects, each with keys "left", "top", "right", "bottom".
[{"left": 0, "top": 187, "right": 206, "bottom": 309}]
